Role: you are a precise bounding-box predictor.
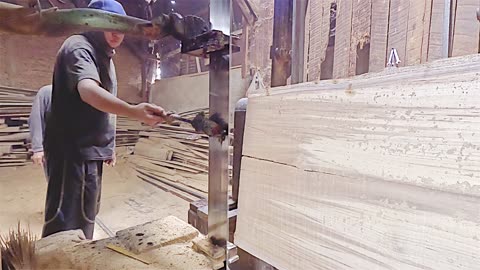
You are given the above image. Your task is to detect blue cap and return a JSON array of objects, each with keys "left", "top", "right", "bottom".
[{"left": 88, "top": 0, "right": 126, "bottom": 15}]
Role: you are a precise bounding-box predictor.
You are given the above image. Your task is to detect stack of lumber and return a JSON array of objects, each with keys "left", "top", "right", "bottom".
[
  {"left": 235, "top": 55, "right": 480, "bottom": 270},
  {"left": 0, "top": 86, "right": 35, "bottom": 167},
  {"left": 129, "top": 109, "right": 211, "bottom": 201},
  {"left": 115, "top": 116, "right": 144, "bottom": 147}
]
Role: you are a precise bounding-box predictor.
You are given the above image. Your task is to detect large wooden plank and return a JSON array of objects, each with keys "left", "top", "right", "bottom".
[
  {"left": 451, "top": 0, "right": 480, "bottom": 57},
  {"left": 235, "top": 55, "right": 480, "bottom": 270},
  {"left": 237, "top": 157, "right": 480, "bottom": 270},
  {"left": 369, "top": 0, "right": 391, "bottom": 72},
  {"left": 333, "top": 0, "right": 353, "bottom": 78}
]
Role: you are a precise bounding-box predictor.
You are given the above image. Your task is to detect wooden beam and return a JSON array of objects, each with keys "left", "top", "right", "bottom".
[
  {"left": 232, "top": 0, "right": 258, "bottom": 26},
  {"left": 333, "top": 0, "right": 353, "bottom": 78},
  {"left": 451, "top": 0, "right": 480, "bottom": 56},
  {"left": 291, "top": 0, "right": 308, "bottom": 84},
  {"left": 386, "top": 0, "right": 409, "bottom": 67},
  {"left": 270, "top": 0, "right": 293, "bottom": 87}
]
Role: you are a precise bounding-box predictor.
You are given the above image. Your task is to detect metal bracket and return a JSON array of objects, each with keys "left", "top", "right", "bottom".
[
  {"left": 181, "top": 30, "right": 240, "bottom": 58},
  {"left": 227, "top": 242, "right": 239, "bottom": 265},
  {"left": 387, "top": 48, "right": 401, "bottom": 67}
]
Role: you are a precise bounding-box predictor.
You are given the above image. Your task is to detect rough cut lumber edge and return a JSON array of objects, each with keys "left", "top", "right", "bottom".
[
  {"left": 235, "top": 54, "right": 480, "bottom": 270},
  {"left": 35, "top": 217, "right": 213, "bottom": 270},
  {"left": 369, "top": 0, "right": 391, "bottom": 72},
  {"left": 451, "top": 0, "right": 480, "bottom": 57},
  {"left": 333, "top": 0, "right": 353, "bottom": 78},
  {"left": 262, "top": 54, "right": 480, "bottom": 97},
  {"left": 115, "top": 215, "right": 199, "bottom": 254}
]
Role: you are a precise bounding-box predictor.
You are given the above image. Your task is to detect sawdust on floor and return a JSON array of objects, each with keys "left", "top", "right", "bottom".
[{"left": 0, "top": 160, "right": 190, "bottom": 240}]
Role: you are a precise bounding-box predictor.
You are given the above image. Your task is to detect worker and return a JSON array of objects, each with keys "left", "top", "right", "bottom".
[
  {"left": 42, "top": 0, "right": 166, "bottom": 240},
  {"left": 28, "top": 85, "right": 52, "bottom": 175}
]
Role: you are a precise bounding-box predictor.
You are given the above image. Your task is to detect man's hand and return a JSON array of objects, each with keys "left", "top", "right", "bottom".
[
  {"left": 128, "top": 103, "right": 166, "bottom": 126},
  {"left": 32, "top": 151, "right": 44, "bottom": 166},
  {"left": 78, "top": 80, "right": 166, "bottom": 126},
  {"left": 104, "top": 151, "right": 116, "bottom": 167}
]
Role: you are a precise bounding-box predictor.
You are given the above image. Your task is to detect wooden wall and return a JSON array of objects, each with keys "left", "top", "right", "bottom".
[
  {"left": 247, "top": 0, "right": 479, "bottom": 85},
  {"left": 0, "top": 34, "right": 143, "bottom": 103}
]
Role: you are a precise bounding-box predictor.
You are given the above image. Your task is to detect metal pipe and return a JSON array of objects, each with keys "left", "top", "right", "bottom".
[{"left": 291, "top": 0, "right": 308, "bottom": 84}]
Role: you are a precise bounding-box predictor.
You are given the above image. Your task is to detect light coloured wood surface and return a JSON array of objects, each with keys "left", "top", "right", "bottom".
[{"left": 235, "top": 55, "right": 480, "bottom": 270}]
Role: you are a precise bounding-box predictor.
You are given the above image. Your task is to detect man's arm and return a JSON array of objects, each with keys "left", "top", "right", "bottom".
[
  {"left": 77, "top": 79, "right": 165, "bottom": 126},
  {"left": 28, "top": 86, "right": 51, "bottom": 165}
]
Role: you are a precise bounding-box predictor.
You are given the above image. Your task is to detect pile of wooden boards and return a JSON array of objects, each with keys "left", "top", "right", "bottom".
[
  {"left": 0, "top": 86, "right": 35, "bottom": 167},
  {"left": 115, "top": 116, "right": 143, "bottom": 147},
  {"left": 235, "top": 55, "right": 480, "bottom": 270},
  {"left": 129, "top": 109, "right": 211, "bottom": 201}
]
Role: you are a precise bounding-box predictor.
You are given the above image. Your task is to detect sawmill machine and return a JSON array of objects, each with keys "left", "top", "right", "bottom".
[{"left": 0, "top": 0, "right": 240, "bottom": 268}]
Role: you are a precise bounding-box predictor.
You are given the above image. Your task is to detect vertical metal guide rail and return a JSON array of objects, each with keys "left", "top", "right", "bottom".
[
  {"left": 208, "top": 1, "right": 239, "bottom": 268},
  {"left": 208, "top": 0, "right": 230, "bottom": 249}
]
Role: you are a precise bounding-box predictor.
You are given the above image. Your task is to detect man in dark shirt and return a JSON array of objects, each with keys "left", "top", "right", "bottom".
[{"left": 43, "top": 0, "right": 165, "bottom": 239}]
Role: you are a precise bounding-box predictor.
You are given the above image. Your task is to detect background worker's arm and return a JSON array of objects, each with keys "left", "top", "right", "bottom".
[
  {"left": 78, "top": 79, "right": 165, "bottom": 126},
  {"left": 28, "top": 85, "right": 51, "bottom": 165}
]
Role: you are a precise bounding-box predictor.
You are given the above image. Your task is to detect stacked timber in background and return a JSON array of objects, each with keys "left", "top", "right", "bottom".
[
  {"left": 130, "top": 109, "right": 210, "bottom": 200},
  {"left": 0, "top": 85, "right": 213, "bottom": 192},
  {"left": 0, "top": 86, "right": 35, "bottom": 167},
  {"left": 235, "top": 55, "right": 480, "bottom": 270},
  {"left": 114, "top": 109, "right": 211, "bottom": 201}
]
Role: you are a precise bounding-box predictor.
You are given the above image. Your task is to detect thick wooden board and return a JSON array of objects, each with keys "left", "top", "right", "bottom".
[
  {"left": 333, "top": 0, "right": 353, "bottom": 78},
  {"left": 237, "top": 157, "right": 480, "bottom": 270},
  {"left": 116, "top": 215, "right": 198, "bottom": 254},
  {"left": 451, "top": 0, "right": 480, "bottom": 57},
  {"left": 369, "top": 0, "right": 391, "bottom": 72},
  {"left": 235, "top": 55, "right": 480, "bottom": 270}
]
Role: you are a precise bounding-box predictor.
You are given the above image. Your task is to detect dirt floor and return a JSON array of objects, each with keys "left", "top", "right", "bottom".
[{"left": 0, "top": 158, "right": 190, "bottom": 240}]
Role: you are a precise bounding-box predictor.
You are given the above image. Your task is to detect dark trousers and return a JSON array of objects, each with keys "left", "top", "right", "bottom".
[{"left": 42, "top": 153, "right": 103, "bottom": 240}]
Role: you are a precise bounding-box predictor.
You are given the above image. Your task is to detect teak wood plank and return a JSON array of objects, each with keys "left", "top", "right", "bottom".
[{"left": 235, "top": 55, "right": 480, "bottom": 270}]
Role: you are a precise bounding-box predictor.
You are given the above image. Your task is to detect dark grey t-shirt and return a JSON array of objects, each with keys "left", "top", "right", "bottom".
[{"left": 45, "top": 33, "right": 117, "bottom": 160}]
